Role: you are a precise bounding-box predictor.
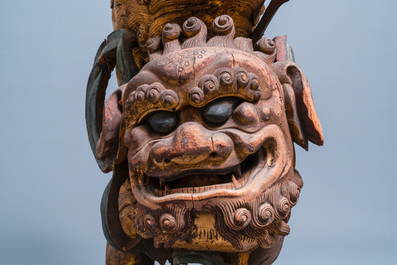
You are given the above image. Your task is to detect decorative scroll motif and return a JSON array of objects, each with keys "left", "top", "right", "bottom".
[
  {"left": 216, "top": 172, "right": 303, "bottom": 250},
  {"left": 87, "top": 3, "right": 324, "bottom": 265}
]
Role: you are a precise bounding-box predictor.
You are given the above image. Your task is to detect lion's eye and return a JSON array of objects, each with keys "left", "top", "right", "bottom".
[
  {"left": 202, "top": 98, "right": 236, "bottom": 124},
  {"left": 148, "top": 111, "right": 178, "bottom": 134}
]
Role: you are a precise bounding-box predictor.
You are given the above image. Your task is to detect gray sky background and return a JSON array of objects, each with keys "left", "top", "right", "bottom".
[{"left": 1, "top": 1, "right": 396, "bottom": 264}]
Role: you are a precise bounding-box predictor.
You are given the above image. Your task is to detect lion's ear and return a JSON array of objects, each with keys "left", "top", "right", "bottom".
[
  {"left": 271, "top": 61, "right": 324, "bottom": 150},
  {"left": 95, "top": 84, "right": 126, "bottom": 172}
]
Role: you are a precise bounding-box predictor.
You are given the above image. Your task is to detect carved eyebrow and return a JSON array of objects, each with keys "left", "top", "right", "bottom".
[
  {"left": 124, "top": 66, "right": 268, "bottom": 127},
  {"left": 124, "top": 82, "right": 181, "bottom": 126},
  {"left": 187, "top": 68, "right": 262, "bottom": 107}
]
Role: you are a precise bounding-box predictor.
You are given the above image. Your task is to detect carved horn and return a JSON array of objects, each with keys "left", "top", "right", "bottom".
[
  {"left": 86, "top": 29, "right": 138, "bottom": 172},
  {"left": 271, "top": 61, "right": 324, "bottom": 149}
]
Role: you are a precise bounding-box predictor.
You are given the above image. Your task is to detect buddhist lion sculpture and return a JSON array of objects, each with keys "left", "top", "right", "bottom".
[{"left": 86, "top": 8, "right": 323, "bottom": 265}]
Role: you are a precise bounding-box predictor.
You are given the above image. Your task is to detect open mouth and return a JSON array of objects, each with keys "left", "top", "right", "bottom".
[{"left": 141, "top": 148, "right": 263, "bottom": 197}]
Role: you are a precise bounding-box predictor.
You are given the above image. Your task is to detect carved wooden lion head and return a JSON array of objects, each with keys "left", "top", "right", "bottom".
[{"left": 87, "top": 14, "right": 323, "bottom": 265}]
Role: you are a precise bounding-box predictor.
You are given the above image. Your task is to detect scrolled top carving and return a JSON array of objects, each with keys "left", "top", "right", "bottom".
[
  {"left": 162, "top": 23, "right": 181, "bottom": 41},
  {"left": 147, "top": 36, "right": 162, "bottom": 53},
  {"left": 146, "top": 36, "right": 162, "bottom": 61},
  {"left": 207, "top": 15, "right": 236, "bottom": 48},
  {"left": 162, "top": 23, "right": 181, "bottom": 54},
  {"left": 255, "top": 37, "right": 276, "bottom": 54},
  {"left": 142, "top": 15, "right": 282, "bottom": 69},
  {"left": 212, "top": 15, "right": 234, "bottom": 35},
  {"left": 254, "top": 37, "right": 277, "bottom": 65},
  {"left": 182, "top": 17, "right": 208, "bottom": 49}
]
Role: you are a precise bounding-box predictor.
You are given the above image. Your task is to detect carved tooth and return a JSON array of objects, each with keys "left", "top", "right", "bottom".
[
  {"left": 164, "top": 185, "right": 170, "bottom": 191},
  {"left": 232, "top": 174, "right": 239, "bottom": 189}
]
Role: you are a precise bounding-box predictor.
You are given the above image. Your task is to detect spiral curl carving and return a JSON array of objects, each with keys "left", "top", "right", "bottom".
[
  {"left": 162, "top": 23, "right": 181, "bottom": 40},
  {"left": 146, "top": 82, "right": 165, "bottom": 102},
  {"left": 182, "top": 17, "right": 207, "bottom": 49},
  {"left": 126, "top": 91, "right": 136, "bottom": 106},
  {"left": 146, "top": 36, "right": 162, "bottom": 54},
  {"left": 183, "top": 17, "right": 203, "bottom": 37},
  {"left": 144, "top": 214, "right": 157, "bottom": 231},
  {"left": 235, "top": 69, "right": 249, "bottom": 89},
  {"left": 135, "top": 84, "right": 149, "bottom": 102},
  {"left": 255, "top": 37, "right": 276, "bottom": 54},
  {"left": 276, "top": 196, "right": 291, "bottom": 218},
  {"left": 288, "top": 182, "right": 300, "bottom": 205},
  {"left": 257, "top": 203, "right": 275, "bottom": 227},
  {"left": 189, "top": 87, "right": 205, "bottom": 104},
  {"left": 249, "top": 73, "right": 260, "bottom": 91},
  {"left": 216, "top": 68, "right": 234, "bottom": 87},
  {"left": 160, "top": 213, "right": 177, "bottom": 233},
  {"left": 135, "top": 217, "right": 144, "bottom": 232},
  {"left": 160, "top": 90, "right": 179, "bottom": 108},
  {"left": 233, "top": 208, "right": 251, "bottom": 230},
  {"left": 199, "top": 75, "right": 219, "bottom": 94},
  {"left": 213, "top": 15, "right": 234, "bottom": 35}
]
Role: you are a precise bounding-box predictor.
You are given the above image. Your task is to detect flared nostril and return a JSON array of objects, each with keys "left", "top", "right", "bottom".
[
  {"left": 210, "top": 151, "right": 218, "bottom": 158},
  {"left": 164, "top": 158, "right": 171, "bottom": 164}
]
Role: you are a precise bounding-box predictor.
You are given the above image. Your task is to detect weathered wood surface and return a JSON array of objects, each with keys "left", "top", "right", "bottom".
[{"left": 86, "top": 2, "right": 323, "bottom": 265}]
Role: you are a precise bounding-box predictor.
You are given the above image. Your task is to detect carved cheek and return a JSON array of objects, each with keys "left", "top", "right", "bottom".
[
  {"left": 232, "top": 102, "right": 261, "bottom": 127},
  {"left": 124, "top": 126, "right": 151, "bottom": 153}
]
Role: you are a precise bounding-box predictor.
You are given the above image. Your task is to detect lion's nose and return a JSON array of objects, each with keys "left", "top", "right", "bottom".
[{"left": 150, "top": 122, "right": 233, "bottom": 166}]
